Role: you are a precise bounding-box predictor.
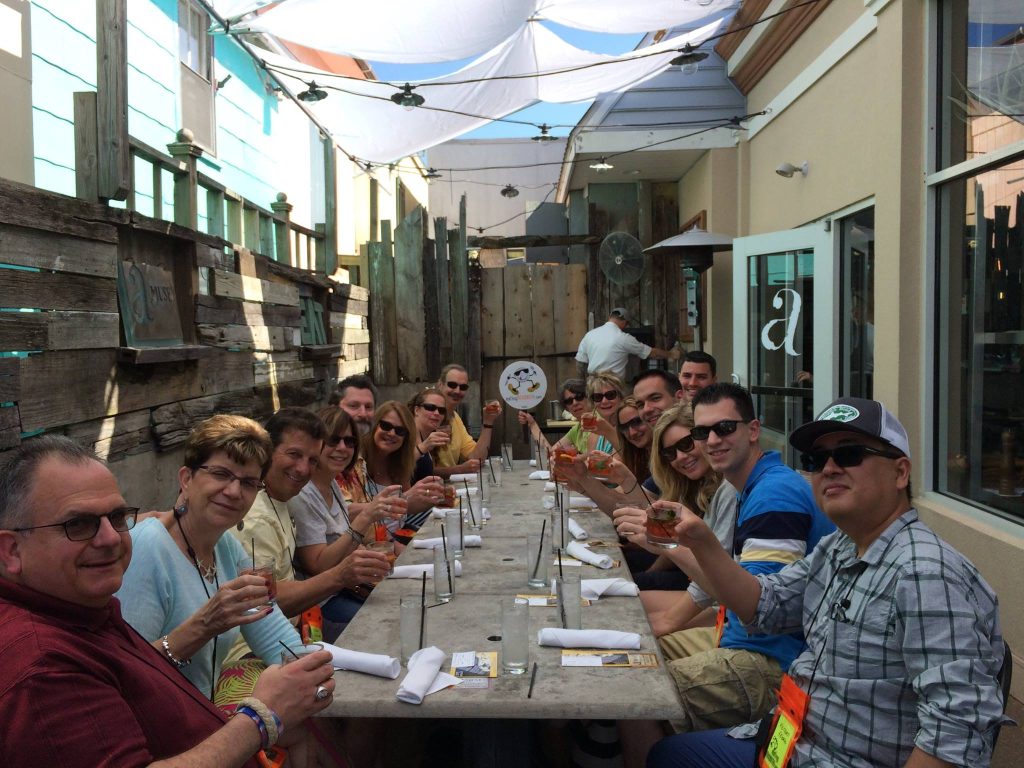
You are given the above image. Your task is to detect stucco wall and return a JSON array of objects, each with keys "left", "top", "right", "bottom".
[{"left": 0, "top": 0, "right": 33, "bottom": 185}]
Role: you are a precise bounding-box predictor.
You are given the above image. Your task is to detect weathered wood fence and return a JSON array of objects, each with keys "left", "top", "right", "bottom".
[{"left": 0, "top": 178, "right": 367, "bottom": 507}]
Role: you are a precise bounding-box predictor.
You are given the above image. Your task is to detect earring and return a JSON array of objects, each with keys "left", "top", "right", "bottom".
[
  {"left": 236, "top": 520, "right": 245, "bottom": 531},
  {"left": 173, "top": 502, "right": 187, "bottom": 518}
]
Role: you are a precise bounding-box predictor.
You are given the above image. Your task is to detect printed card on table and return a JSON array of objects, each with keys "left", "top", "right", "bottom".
[
  {"left": 516, "top": 594, "right": 592, "bottom": 608},
  {"left": 560, "top": 651, "right": 660, "bottom": 668},
  {"left": 451, "top": 651, "right": 498, "bottom": 678}
]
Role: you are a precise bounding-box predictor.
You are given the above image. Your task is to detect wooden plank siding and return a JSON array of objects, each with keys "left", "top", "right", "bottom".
[{"left": 393, "top": 206, "right": 428, "bottom": 382}]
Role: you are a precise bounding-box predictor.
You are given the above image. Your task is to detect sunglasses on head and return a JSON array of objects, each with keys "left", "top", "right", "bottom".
[
  {"left": 377, "top": 419, "right": 409, "bottom": 438},
  {"left": 445, "top": 381, "right": 470, "bottom": 391},
  {"left": 327, "top": 434, "right": 359, "bottom": 449},
  {"left": 659, "top": 435, "right": 696, "bottom": 460},
  {"left": 562, "top": 393, "right": 586, "bottom": 407},
  {"left": 691, "top": 420, "right": 745, "bottom": 441},
  {"left": 591, "top": 391, "right": 620, "bottom": 403},
  {"left": 617, "top": 416, "right": 645, "bottom": 432},
  {"left": 800, "top": 444, "right": 902, "bottom": 473},
  {"left": 418, "top": 402, "right": 447, "bottom": 416}
]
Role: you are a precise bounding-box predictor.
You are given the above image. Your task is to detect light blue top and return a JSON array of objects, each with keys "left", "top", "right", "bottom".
[{"left": 117, "top": 517, "right": 301, "bottom": 697}]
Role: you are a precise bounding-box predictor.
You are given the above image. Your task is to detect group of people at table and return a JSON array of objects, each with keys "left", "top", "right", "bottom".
[{"left": 0, "top": 351, "right": 1010, "bottom": 768}]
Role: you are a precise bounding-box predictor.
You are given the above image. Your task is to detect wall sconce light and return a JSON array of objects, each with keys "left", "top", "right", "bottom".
[
  {"left": 670, "top": 44, "right": 709, "bottom": 67},
  {"left": 532, "top": 123, "right": 558, "bottom": 142},
  {"left": 391, "top": 83, "right": 425, "bottom": 110},
  {"left": 215, "top": 74, "right": 232, "bottom": 91},
  {"left": 589, "top": 158, "right": 614, "bottom": 172},
  {"left": 298, "top": 81, "right": 328, "bottom": 103},
  {"left": 424, "top": 168, "right": 442, "bottom": 180},
  {"left": 775, "top": 161, "right": 809, "bottom": 178},
  {"left": 500, "top": 184, "right": 519, "bottom": 198}
]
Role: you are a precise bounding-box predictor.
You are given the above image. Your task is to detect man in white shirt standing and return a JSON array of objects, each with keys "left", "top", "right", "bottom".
[{"left": 575, "top": 307, "right": 679, "bottom": 380}]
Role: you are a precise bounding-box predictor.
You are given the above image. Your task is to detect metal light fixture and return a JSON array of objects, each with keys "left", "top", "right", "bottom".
[
  {"left": 775, "top": 161, "right": 809, "bottom": 178},
  {"left": 390, "top": 83, "right": 424, "bottom": 110},
  {"left": 500, "top": 184, "right": 519, "bottom": 198},
  {"left": 532, "top": 123, "right": 557, "bottom": 142},
  {"left": 589, "top": 158, "right": 614, "bottom": 172},
  {"left": 297, "top": 81, "right": 328, "bottom": 102},
  {"left": 424, "top": 167, "right": 442, "bottom": 180},
  {"left": 670, "top": 44, "right": 709, "bottom": 67}
]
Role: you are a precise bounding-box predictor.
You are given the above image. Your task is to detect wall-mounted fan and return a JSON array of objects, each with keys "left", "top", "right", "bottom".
[{"left": 599, "top": 231, "right": 645, "bottom": 285}]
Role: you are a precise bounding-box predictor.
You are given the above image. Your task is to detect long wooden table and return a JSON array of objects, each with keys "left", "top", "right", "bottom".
[{"left": 321, "top": 463, "right": 683, "bottom": 721}]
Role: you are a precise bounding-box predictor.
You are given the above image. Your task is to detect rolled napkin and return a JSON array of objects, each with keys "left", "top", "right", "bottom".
[
  {"left": 566, "top": 540, "right": 613, "bottom": 570},
  {"left": 413, "top": 535, "right": 482, "bottom": 549},
  {"left": 569, "top": 495, "right": 598, "bottom": 509},
  {"left": 580, "top": 578, "right": 639, "bottom": 600},
  {"left": 529, "top": 470, "right": 551, "bottom": 481},
  {"left": 430, "top": 507, "right": 490, "bottom": 520},
  {"left": 389, "top": 561, "right": 464, "bottom": 579},
  {"left": 543, "top": 481, "right": 556, "bottom": 492},
  {"left": 447, "top": 473, "right": 478, "bottom": 483},
  {"left": 537, "top": 628, "right": 641, "bottom": 650},
  {"left": 321, "top": 642, "right": 400, "bottom": 679},
  {"left": 567, "top": 518, "right": 588, "bottom": 540},
  {"left": 454, "top": 486, "right": 479, "bottom": 497},
  {"left": 529, "top": 459, "right": 537, "bottom": 467},
  {"left": 396, "top": 646, "right": 459, "bottom": 704}
]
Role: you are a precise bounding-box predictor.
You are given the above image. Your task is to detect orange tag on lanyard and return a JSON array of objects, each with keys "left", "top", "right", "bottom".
[
  {"left": 758, "top": 674, "right": 810, "bottom": 768},
  {"left": 713, "top": 604, "right": 727, "bottom": 647},
  {"left": 257, "top": 746, "right": 288, "bottom": 768}
]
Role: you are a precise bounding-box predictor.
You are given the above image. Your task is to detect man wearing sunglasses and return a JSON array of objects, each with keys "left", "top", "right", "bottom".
[
  {"left": 575, "top": 307, "right": 680, "bottom": 380},
  {"left": 655, "top": 383, "right": 835, "bottom": 734},
  {"left": 433, "top": 363, "right": 501, "bottom": 477},
  {"left": 648, "top": 397, "right": 1006, "bottom": 768},
  {"left": 0, "top": 437, "right": 333, "bottom": 767}
]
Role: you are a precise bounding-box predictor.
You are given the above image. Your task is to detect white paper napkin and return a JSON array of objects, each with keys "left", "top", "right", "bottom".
[
  {"left": 389, "top": 561, "right": 463, "bottom": 579},
  {"left": 396, "top": 646, "right": 460, "bottom": 704},
  {"left": 529, "top": 470, "right": 551, "bottom": 481},
  {"left": 568, "top": 519, "right": 588, "bottom": 540},
  {"left": 566, "top": 540, "right": 613, "bottom": 569},
  {"left": 431, "top": 507, "right": 490, "bottom": 520},
  {"left": 537, "top": 628, "right": 641, "bottom": 649},
  {"left": 543, "top": 481, "right": 556, "bottom": 492},
  {"left": 454, "top": 486, "right": 479, "bottom": 497},
  {"left": 569, "top": 496, "right": 597, "bottom": 509},
  {"left": 529, "top": 459, "right": 537, "bottom": 467},
  {"left": 319, "top": 642, "right": 400, "bottom": 679},
  {"left": 580, "top": 578, "right": 639, "bottom": 600},
  {"left": 447, "top": 473, "right": 479, "bottom": 483},
  {"left": 413, "top": 535, "right": 482, "bottom": 549}
]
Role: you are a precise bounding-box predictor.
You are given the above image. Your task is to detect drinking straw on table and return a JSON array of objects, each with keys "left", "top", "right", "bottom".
[
  {"left": 463, "top": 492, "right": 476, "bottom": 527},
  {"left": 531, "top": 519, "right": 547, "bottom": 581},
  {"left": 487, "top": 456, "right": 496, "bottom": 483},
  {"left": 527, "top": 662, "right": 538, "bottom": 698},
  {"left": 419, "top": 572, "right": 427, "bottom": 649},
  {"left": 251, "top": 538, "right": 256, "bottom": 565},
  {"left": 555, "top": 576, "right": 567, "bottom": 629},
  {"left": 279, "top": 640, "right": 300, "bottom": 660},
  {"left": 557, "top": 548, "right": 564, "bottom": 579},
  {"left": 440, "top": 524, "right": 454, "bottom": 595},
  {"left": 559, "top": 503, "right": 565, "bottom": 549}
]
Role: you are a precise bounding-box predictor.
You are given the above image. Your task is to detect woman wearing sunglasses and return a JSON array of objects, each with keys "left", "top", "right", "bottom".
[
  {"left": 288, "top": 407, "right": 406, "bottom": 628},
  {"left": 409, "top": 388, "right": 451, "bottom": 480},
  {"left": 117, "top": 415, "right": 301, "bottom": 700},
  {"left": 364, "top": 401, "right": 445, "bottom": 533},
  {"left": 433, "top": 363, "right": 501, "bottom": 477},
  {"left": 518, "top": 377, "right": 588, "bottom": 453},
  {"left": 551, "top": 372, "right": 624, "bottom": 462},
  {"left": 614, "top": 397, "right": 653, "bottom": 483}
]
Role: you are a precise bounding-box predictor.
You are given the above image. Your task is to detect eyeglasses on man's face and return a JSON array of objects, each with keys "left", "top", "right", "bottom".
[
  {"left": 445, "top": 381, "right": 470, "bottom": 392},
  {"left": 658, "top": 435, "right": 696, "bottom": 461},
  {"left": 10, "top": 507, "right": 140, "bottom": 541},
  {"left": 800, "top": 444, "right": 902, "bottom": 473},
  {"left": 690, "top": 420, "right": 747, "bottom": 442},
  {"left": 197, "top": 464, "right": 265, "bottom": 492},
  {"left": 378, "top": 419, "right": 409, "bottom": 438}
]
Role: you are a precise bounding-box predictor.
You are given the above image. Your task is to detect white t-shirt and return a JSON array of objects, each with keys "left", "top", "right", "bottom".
[{"left": 575, "top": 321, "right": 652, "bottom": 379}]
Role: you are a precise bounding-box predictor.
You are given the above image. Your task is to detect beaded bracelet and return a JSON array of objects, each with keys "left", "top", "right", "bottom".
[
  {"left": 160, "top": 635, "right": 190, "bottom": 668},
  {"left": 238, "top": 696, "right": 281, "bottom": 745},
  {"left": 234, "top": 705, "right": 269, "bottom": 750}
]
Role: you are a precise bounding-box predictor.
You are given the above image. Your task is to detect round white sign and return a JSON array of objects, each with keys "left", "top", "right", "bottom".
[{"left": 497, "top": 360, "right": 548, "bottom": 410}]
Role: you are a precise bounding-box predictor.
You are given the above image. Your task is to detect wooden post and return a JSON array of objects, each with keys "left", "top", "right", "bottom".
[
  {"left": 449, "top": 195, "right": 469, "bottom": 367},
  {"left": 73, "top": 92, "right": 99, "bottom": 202},
  {"left": 167, "top": 128, "right": 202, "bottom": 231},
  {"left": 433, "top": 217, "right": 453, "bottom": 365},
  {"left": 206, "top": 188, "right": 225, "bottom": 239},
  {"left": 271, "top": 192, "right": 293, "bottom": 265},
  {"left": 322, "top": 139, "right": 338, "bottom": 275},
  {"left": 96, "top": 0, "right": 130, "bottom": 201},
  {"left": 225, "top": 191, "right": 243, "bottom": 245}
]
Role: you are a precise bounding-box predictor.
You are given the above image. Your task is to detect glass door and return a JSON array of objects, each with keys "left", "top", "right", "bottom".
[{"left": 732, "top": 226, "right": 834, "bottom": 466}]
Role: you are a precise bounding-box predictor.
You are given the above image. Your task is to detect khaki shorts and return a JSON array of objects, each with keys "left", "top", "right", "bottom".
[
  {"left": 659, "top": 626, "right": 717, "bottom": 661},
  {"left": 666, "top": 645, "right": 782, "bottom": 732}
]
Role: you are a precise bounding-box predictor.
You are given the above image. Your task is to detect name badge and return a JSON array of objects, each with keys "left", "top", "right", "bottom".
[{"left": 758, "top": 674, "right": 809, "bottom": 768}]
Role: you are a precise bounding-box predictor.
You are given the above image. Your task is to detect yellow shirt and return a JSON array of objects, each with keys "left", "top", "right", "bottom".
[{"left": 435, "top": 412, "right": 477, "bottom": 467}]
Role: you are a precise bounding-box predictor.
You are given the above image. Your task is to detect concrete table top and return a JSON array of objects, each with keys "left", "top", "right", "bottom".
[{"left": 320, "top": 462, "right": 683, "bottom": 720}]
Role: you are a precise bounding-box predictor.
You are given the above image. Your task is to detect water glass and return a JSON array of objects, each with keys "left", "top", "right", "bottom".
[
  {"left": 526, "top": 531, "right": 549, "bottom": 588},
  {"left": 433, "top": 544, "right": 456, "bottom": 603},
  {"left": 550, "top": 507, "right": 571, "bottom": 554},
  {"left": 554, "top": 573, "right": 582, "bottom": 630},
  {"left": 501, "top": 597, "right": 529, "bottom": 675},
  {"left": 501, "top": 443, "right": 514, "bottom": 472},
  {"left": 480, "top": 470, "right": 492, "bottom": 503},
  {"left": 443, "top": 509, "right": 464, "bottom": 557},
  {"left": 488, "top": 456, "right": 503, "bottom": 487},
  {"left": 399, "top": 595, "right": 427, "bottom": 665}
]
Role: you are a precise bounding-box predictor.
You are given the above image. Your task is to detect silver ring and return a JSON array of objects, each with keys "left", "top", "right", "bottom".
[{"left": 315, "top": 685, "right": 330, "bottom": 701}]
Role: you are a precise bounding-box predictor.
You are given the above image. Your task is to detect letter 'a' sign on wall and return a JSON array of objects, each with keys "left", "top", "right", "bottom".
[
  {"left": 498, "top": 361, "right": 547, "bottom": 410},
  {"left": 117, "top": 260, "right": 185, "bottom": 347}
]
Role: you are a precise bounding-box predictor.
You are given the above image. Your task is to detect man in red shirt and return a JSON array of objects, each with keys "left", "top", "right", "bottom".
[{"left": 0, "top": 436, "right": 335, "bottom": 767}]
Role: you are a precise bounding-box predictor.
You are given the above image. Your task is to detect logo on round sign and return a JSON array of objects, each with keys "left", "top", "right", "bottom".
[{"left": 498, "top": 361, "right": 548, "bottom": 410}]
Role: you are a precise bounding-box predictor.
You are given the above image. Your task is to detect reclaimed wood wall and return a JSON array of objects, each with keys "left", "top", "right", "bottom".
[{"left": 0, "top": 178, "right": 368, "bottom": 475}]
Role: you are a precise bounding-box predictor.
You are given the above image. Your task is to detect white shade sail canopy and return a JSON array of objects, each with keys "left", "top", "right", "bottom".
[
  {"left": 229, "top": 0, "right": 738, "bottom": 63},
  {"left": 261, "top": 17, "right": 728, "bottom": 163}
]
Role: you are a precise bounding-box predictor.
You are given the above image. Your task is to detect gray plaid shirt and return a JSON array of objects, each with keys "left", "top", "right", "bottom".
[{"left": 754, "top": 509, "right": 1005, "bottom": 767}]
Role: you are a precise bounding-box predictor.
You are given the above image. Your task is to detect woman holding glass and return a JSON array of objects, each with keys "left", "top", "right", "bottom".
[
  {"left": 517, "top": 377, "right": 588, "bottom": 453},
  {"left": 117, "top": 414, "right": 301, "bottom": 700},
  {"left": 408, "top": 388, "right": 452, "bottom": 480}
]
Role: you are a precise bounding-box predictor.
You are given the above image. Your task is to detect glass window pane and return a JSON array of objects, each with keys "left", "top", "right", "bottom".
[
  {"left": 937, "top": 156, "right": 1024, "bottom": 521},
  {"left": 938, "top": 0, "right": 1024, "bottom": 169},
  {"left": 839, "top": 208, "right": 874, "bottom": 398}
]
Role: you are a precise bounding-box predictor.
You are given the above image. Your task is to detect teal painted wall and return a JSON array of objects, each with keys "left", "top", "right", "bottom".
[{"left": 30, "top": 0, "right": 319, "bottom": 228}]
